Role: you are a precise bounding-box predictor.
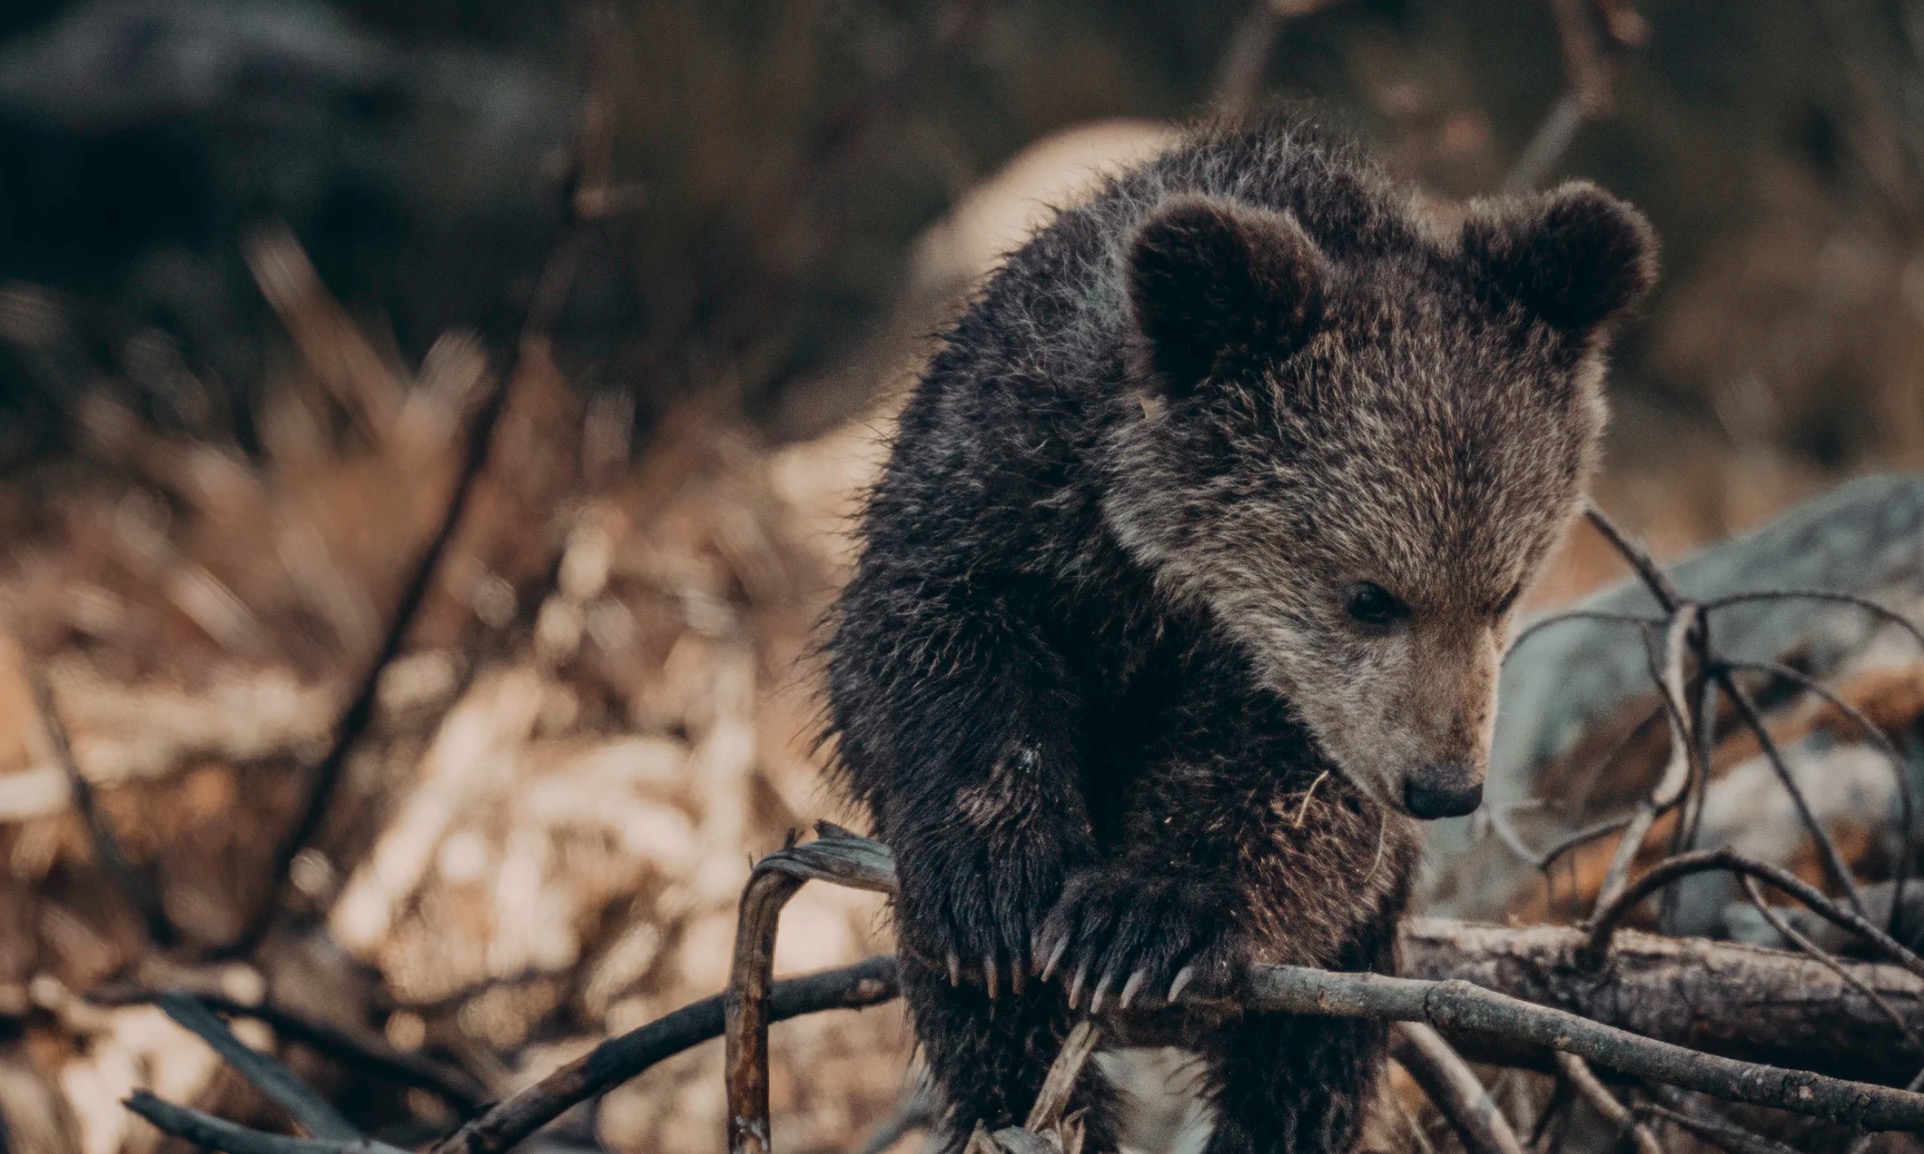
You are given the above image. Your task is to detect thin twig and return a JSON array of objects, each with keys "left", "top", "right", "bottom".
[
  {"left": 1503, "top": 92, "right": 1588, "bottom": 193},
  {"left": 89, "top": 986, "right": 485, "bottom": 1111},
  {"left": 1538, "top": 816, "right": 1637, "bottom": 871},
  {"left": 30, "top": 667, "right": 174, "bottom": 946},
  {"left": 1595, "top": 608, "right": 1700, "bottom": 912},
  {"left": 1723, "top": 656, "right": 1916, "bottom": 938},
  {"left": 1553, "top": 1052, "right": 1661, "bottom": 1154},
  {"left": 125, "top": 1092, "right": 406, "bottom": 1154},
  {"left": 1584, "top": 848, "right": 1924, "bottom": 983},
  {"left": 1390, "top": 1022, "right": 1526, "bottom": 1154},
  {"left": 157, "top": 993, "right": 362, "bottom": 1141},
  {"left": 1718, "top": 673, "right": 1870, "bottom": 918},
  {"left": 1638, "top": 1091, "right": 1803, "bottom": 1154},
  {"left": 1740, "top": 877, "right": 1920, "bottom": 1049},
  {"left": 1503, "top": 609, "right": 1662, "bottom": 662},
  {"left": 1582, "top": 502, "right": 1684, "bottom": 609},
  {"left": 1665, "top": 671, "right": 1720, "bottom": 929}
]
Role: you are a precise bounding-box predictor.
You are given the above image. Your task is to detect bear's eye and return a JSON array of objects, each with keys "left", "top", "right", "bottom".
[
  {"left": 1494, "top": 582, "right": 1523, "bottom": 617},
  {"left": 1343, "top": 582, "right": 1410, "bottom": 631}
]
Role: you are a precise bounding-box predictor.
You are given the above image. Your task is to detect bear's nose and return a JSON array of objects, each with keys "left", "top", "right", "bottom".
[{"left": 1403, "top": 763, "right": 1484, "bottom": 820}]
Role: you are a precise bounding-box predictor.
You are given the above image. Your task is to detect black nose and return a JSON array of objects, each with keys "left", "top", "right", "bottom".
[{"left": 1403, "top": 774, "right": 1484, "bottom": 820}]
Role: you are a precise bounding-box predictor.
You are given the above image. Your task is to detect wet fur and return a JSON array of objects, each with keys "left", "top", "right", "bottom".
[{"left": 822, "top": 119, "right": 1654, "bottom": 1154}]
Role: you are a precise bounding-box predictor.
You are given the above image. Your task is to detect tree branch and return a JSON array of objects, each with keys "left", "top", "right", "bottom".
[{"left": 1390, "top": 1022, "right": 1526, "bottom": 1154}]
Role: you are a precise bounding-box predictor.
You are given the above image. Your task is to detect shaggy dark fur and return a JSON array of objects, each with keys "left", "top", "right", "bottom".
[{"left": 823, "top": 119, "right": 1655, "bottom": 1154}]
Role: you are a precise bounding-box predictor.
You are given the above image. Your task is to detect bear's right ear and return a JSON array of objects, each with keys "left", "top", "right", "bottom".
[{"left": 1127, "top": 195, "right": 1327, "bottom": 394}]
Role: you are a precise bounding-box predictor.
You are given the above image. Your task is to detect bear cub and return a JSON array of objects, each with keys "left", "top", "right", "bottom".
[{"left": 824, "top": 120, "right": 1656, "bottom": 1154}]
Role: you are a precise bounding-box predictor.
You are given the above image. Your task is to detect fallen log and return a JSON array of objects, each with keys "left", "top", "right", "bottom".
[{"left": 1400, "top": 918, "right": 1924, "bottom": 1087}]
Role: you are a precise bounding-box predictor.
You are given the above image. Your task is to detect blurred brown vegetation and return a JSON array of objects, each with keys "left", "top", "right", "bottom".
[{"left": 0, "top": 1, "right": 1923, "bottom": 1152}]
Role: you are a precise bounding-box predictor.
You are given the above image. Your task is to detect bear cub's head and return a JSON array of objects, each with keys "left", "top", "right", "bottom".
[{"left": 1103, "top": 181, "right": 1657, "bottom": 820}]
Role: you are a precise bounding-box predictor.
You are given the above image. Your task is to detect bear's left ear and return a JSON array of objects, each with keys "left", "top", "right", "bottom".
[
  {"left": 1460, "top": 181, "right": 1658, "bottom": 337},
  {"left": 1127, "top": 195, "right": 1328, "bottom": 394}
]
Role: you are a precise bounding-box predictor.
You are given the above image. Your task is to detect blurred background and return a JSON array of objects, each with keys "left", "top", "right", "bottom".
[{"left": 0, "top": 1, "right": 1922, "bottom": 1152}]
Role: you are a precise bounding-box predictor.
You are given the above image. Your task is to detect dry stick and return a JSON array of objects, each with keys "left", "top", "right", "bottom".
[
  {"left": 1485, "top": 806, "right": 1627, "bottom": 872},
  {"left": 1710, "top": 585, "right": 1924, "bottom": 937},
  {"left": 1503, "top": 93, "right": 1589, "bottom": 193},
  {"left": 89, "top": 986, "right": 486, "bottom": 1112},
  {"left": 1584, "top": 848, "right": 1924, "bottom": 985},
  {"left": 1390, "top": 1022, "right": 1526, "bottom": 1154},
  {"left": 241, "top": 2, "right": 621, "bottom": 950},
  {"left": 1483, "top": 701, "right": 1663, "bottom": 874},
  {"left": 962, "top": 1022, "right": 1103, "bottom": 1154},
  {"left": 1725, "top": 656, "right": 1918, "bottom": 939},
  {"left": 1582, "top": 502, "right": 1871, "bottom": 920},
  {"left": 125, "top": 1092, "right": 408, "bottom": 1154},
  {"left": 1581, "top": 501, "right": 1684, "bottom": 605},
  {"left": 1554, "top": 1052, "right": 1662, "bottom": 1154},
  {"left": 1740, "top": 877, "right": 1921, "bottom": 1050},
  {"left": 28, "top": 667, "right": 174, "bottom": 947},
  {"left": 243, "top": 327, "right": 506, "bottom": 942},
  {"left": 1595, "top": 607, "right": 1700, "bottom": 912},
  {"left": 1720, "top": 674, "right": 1870, "bottom": 918},
  {"left": 727, "top": 831, "right": 898, "bottom": 1154},
  {"left": 157, "top": 994, "right": 363, "bottom": 1141},
  {"left": 1665, "top": 670, "right": 1720, "bottom": 929}
]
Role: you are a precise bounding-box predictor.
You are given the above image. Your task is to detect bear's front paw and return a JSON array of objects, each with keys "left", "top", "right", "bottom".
[
  {"left": 1036, "top": 867, "right": 1241, "bottom": 1012},
  {"left": 893, "top": 838, "right": 1075, "bottom": 1000}
]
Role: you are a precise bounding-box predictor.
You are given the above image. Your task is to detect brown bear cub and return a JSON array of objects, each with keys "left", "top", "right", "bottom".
[{"left": 824, "top": 120, "right": 1655, "bottom": 1154}]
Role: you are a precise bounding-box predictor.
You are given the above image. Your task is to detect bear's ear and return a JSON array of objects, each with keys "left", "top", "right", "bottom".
[
  {"left": 1460, "top": 181, "right": 1658, "bottom": 336},
  {"left": 1127, "top": 195, "right": 1327, "bottom": 393}
]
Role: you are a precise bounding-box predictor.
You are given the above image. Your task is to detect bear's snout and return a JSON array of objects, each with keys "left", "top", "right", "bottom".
[{"left": 1402, "top": 760, "right": 1485, "bottom": 820}]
